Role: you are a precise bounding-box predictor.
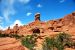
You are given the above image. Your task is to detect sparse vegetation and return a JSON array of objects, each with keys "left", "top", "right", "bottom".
[
  {"left": 9, "top": 33, "right": 23, "bottom": 39},
  {"left": 43, "top": 37, "right": 55, "bottom": 50},
  {"left": 21, "top": 35, "right": 36, "bottom": 50},
  {"left": 0, "top": 33, "right": 9, "bottom": 37},
  {"left": 42, "top": 32, "right": 74, "bottom": 50},
  {"left": 54, "top": 32, "right": 71, "bottom": 50},
  {"left": 21, "top": 33, "right": 40, "bottom": 50},
  {"left": 0, "top": 33, "right": 23, "bottom": 39},
  {"left": 0, "top": 32, "right": 75, "bottom": 50}
]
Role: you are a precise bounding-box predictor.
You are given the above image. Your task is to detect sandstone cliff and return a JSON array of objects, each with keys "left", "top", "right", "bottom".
[
  {"left": 0, "top": 12, "right": 75, "bottom": 50},
  {"left": 2, "top": 12, "right": 75, "bottom": 35}
]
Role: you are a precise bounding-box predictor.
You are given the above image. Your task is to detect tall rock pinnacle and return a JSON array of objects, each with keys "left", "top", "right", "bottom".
[
  {"left": 72, "top": 12, "right": 75, "bottom": 16},
  {"left": 35, "top": 13, "right": 40, "bottom": 21}
]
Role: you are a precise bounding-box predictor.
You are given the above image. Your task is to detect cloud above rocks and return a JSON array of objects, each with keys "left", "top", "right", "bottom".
[
  {"left": 59, "top": 0, "right": 65, "bottom": 3},
  {"left": 19, "top": 0, "right": 30, "bottom": 4},
  {"left": 26, "top": 12, "right": 32, "bottom": 16},
  {"left": 2, "top": 0, "right": 16, "bottom": 21},
  {"left": 37, "top": 4, "right": 42, "bottom": 8},
  {"left": 0, "top": 16, "right": 3, "bottom": 25},
  {"left": 0, "top": 20, "right": 23, "bottom": 30},
  {"left": 2, "top": 0, "right": 31, "bottom": 22},
  {"left": 10, "top": 20, "right": 23, "bottom": 29}
]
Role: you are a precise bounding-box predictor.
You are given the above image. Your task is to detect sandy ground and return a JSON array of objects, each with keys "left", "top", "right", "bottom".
[{"left": 0, "top": 37, "right": 26, "bottom": 50}]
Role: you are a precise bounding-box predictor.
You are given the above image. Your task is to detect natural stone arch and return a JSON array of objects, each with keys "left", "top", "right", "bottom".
[{"left": 32, "top": 28, "right": 40, "bottom": 33}]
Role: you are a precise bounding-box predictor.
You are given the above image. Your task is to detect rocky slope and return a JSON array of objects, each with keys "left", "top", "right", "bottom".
[
  {"left": 0, "top": 37, "right": 26, "bottom": 50},
  {"left": 0, "top": 12, "right": 75, "bottom": 50},
  {"left": 2, "top": 12, "right": 75, "bottom": 35}
]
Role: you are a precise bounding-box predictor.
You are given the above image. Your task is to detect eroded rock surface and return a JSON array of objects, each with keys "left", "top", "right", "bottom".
[
  {"left": 0, "top": 37, "right": 26, "bottom": 50},
  {"left": 0, "top": 12, "right": 75, "bottom": 50}
]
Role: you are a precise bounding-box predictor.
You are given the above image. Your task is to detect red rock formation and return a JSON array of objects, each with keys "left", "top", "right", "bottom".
[
  {"left": 0, "top": 12, "right": 75, "bottom": 50},
  {"left": 13, "top": 24, "right": 19, "bottom": 34},
  {"left": 4, "top": 27, "right": 11, "bottom": 34},
  {"left": 0, "top": 12, "right": 74, "bottom": 41},
  {"left": 2, "top": 12, "right": 75, "bottom": 35},
  {"left": 35, "top": 13, "right": 40, "bottom": 21}
]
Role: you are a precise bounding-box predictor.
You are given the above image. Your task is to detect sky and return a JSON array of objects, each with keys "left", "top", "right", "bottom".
[{"left": 0, "top": 0, "right": 75, "bottom": 30}]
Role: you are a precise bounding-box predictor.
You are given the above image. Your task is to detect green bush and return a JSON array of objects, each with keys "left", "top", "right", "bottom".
[
  {"left": 54, "top": 32, "right": 71, "bottom": 50},
  {"left": 21, "top": 35, "right": 36, "bottom": 50},
  {"left": 0, "top": 33, "right": 9, "bottom": 37},
  {"left": 43, "top": 32, "right": 72, "bottom": 50},
  {"left": 9, "top": 34, "right": 21, "bottom": 39},
  {"left": 43, "top": 37, "right": 55, "bottom": 50},
  {"left": 0, "top": 33, "right": 22, "bottom": 39}
]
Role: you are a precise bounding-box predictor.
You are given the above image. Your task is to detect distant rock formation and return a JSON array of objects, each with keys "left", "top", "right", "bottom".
[
  {"left": 1, "top": 12, "right": 75, "bottom": 40},
  {"left": 0, "top": 12, "right": 75, "bottom": 50}
]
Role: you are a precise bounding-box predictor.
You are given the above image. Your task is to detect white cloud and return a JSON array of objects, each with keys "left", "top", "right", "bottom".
[
  {"left": 0, "top": 16, "right": 3, "bottom": 25},
  {"left": 3, "top": 9, "right": 9, "bottom": 21},
  {"left": 10, "top": 20, "right": 23, "bottom": 28},
  {"left": 8, "top": 0, "right": 14, "bottom": 6},
  {"left": 3, "top": 8, "right": 16, "bottom": 21},
  {"left": 0, "top": 20, "right": 23, "bottom": 30},
  {"left": 0, "top": 25, "right": 8, "bottom": 30},
  {"left": 59, "top": 0, "right": 65, "bottom": 3},
  {"left": 37, "top": 4, "right": 42, "bottom": 8},
  {"left": 0, "top": 16, "right": 3, "bottom": 20},
  {"left": 2, "top": 0, "right": 16, "bottom": 21},
  {"left": 0, "top": 25, "right": 5, "bottom": 30},
  {"left": 26, "top": 12, "right": 32, "bottom": 16},
  {"left": 19, "top": 0, "right": 30, "bottom": 4}
]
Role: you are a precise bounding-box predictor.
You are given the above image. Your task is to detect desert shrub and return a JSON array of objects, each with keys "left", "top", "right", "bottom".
[
  {"left": 43, "top": 32, "right": 72, "bottom": 50},
  {"left": 54, "top": 32, "right": 71, "bottom": 50},
  {"left": 0, "top": 33, "right": 22, "bottom": 39},
  {"left": 71, "top": 42, "right": 75, "bottom": 48},
  {"left": 10, "top": 34, "right": 21, "bottom": 39},
  {"left": 42, "top": 37, "right": 55, "bottom": 50},
  {"left": 0, "top": 33, "right": 9, "bottom": 37},
  {"left": 21, "top": 35, "right": 36, "bottom": 50}
]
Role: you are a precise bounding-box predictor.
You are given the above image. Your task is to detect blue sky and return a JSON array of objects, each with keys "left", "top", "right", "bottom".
[{"left": 0, "top": 0, "right": 75, "bottom": 30}]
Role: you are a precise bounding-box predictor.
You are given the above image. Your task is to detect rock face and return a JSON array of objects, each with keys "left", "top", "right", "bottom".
[
  {"left": 4, "top": 13, "right": 75, "bottom": 40},
  {"left": 2, "top": 12, "right": 75, "bottom": 37},
  {"left": 0, "top": 12, "right": 75, "bottom": 50}
]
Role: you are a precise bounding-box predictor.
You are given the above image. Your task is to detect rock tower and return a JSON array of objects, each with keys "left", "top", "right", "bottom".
[
  {"left": 72, "top": 12, "right": 75, "bottom": 16},
  {"left": 35, "top": 13, "right": 40, "bottom": 21}
]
